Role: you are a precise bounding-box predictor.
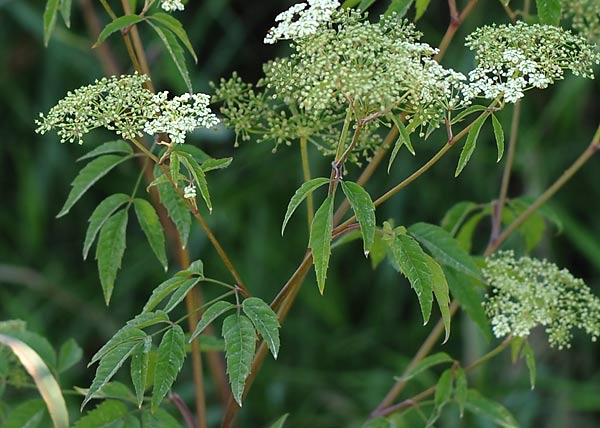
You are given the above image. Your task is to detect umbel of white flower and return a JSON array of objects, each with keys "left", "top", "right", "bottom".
[
  {"left": 35, "top": 74, "right": 218, "bottom": 145},
  {"left": 562, "top": 0, "right": 600, "bottom": 43},
  {"left": 483, "top": 252, "right": 600, "bottom": 350},
  {"left": 464, "top": 22, "right": 600, "bottom": 103},
  {"left": 263, "top": 7, "right": 471, "bottom": 126}
]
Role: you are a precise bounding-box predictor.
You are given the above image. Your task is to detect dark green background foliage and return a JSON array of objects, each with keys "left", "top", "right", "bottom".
[{"left": 1, "top": 0, "right": 600, "bottom": 427}]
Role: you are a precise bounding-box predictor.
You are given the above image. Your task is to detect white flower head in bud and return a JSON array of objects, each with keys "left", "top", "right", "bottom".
[
  {"left": 161, "top": 0, "right": 184, "bottom": 12},
  {"left": 183, "top": 184, "right": 196, "bottom": 199}
]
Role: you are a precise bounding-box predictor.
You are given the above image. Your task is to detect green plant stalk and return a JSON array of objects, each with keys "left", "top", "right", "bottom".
[
  {"left": 120, "top": 0, "right": 155, "bottom": 92},
  {"left": 300, "top": 135, "right": 314, "bottom": 228},
  {"left": 373, "top": 122, "right": 600, "bottom": 414},
  {"left": 489, "top": 100, "right": 521, "bottom": 245},
  {"left": 373, "top": 336, "right": 514, "bottom": 418}
]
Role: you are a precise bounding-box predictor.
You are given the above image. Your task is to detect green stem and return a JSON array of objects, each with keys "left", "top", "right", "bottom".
[
  {"left": 300, "top": 135, "right": 314, "bottom": 228},
  {"left": 489, "top": 100, "right": 521, "bottom": 245}
]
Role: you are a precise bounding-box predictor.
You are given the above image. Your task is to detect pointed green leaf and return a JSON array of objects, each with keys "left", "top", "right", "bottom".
[
  {"left": 510, "top": 336, "right": 524, "bottom": 363},
  {"left": 190, "top": 301, "right": 236, "bottom": 341},
  {"left": 176, "top": 259, "right": 204, "bottom": 278},
  {"left": 369, "top": 233, "right": 387, "bottom": 269},
  {"left": 155, "top": 166, "right": 191, "bottom": 248},
  {"left": 441, "top": 201, "right": 479, "bottom": 237},
  {"left": 95, "top": 14, "right": 144, "bottom": 47},
  {"left": 455, "top": 367, "right": 468, "bottom": 417},
  {"left": 58, "top": 154, "right": 130, "bottom": 218},
  {"left": 169, "top": 151, "right": 180, "bottom": 180},
  {"left": 141, "top": 408, "right": 181, "bottom": 428},
  {"left": 126, "top": 311, "right": 171, "bottom": 329},
  {"left": 152, "top": 325, "right": 186, "bottom": 412},
  {"left": 444, "top": 267, "right": 491, "bottom": 341},
  {"left": 201, "top": 157, "right": 233, "bottom": 172},
  {"left": 455, "top": 114, "right": 488, "bottom": 176},
  {"left": 491, "top": 115, "right": 505, "bottom": 162},
  {"left": 75, "top": 400, "right": 128, "bottom": 428},
  {"left": 77, "top": 140, "right": 133, "bottom": 162},
  {"left": 43, "top": 0, "right": 60, "bottom": 46},
  {"left": 451, "top": 105, "right": 487, "bottom": 125},
  {"left": 282, "top": 177, "right": 329, "bottom": 235},
  {"left": 142, "top": 276, "right": 198, "bottom": 313},
  {"left": 162, "top": 278, "right": 200, "bottom": 313},
  {"left": 357, "top": 0, "right": 376, "bottom": 10},
  {"left": 134, "top": 198, "right": 168, "bottom": 271},
  {"left": 455, "top": 211, "right": 485, "bottom": 253},
  {"left": 435, "top": 369, "right": 453, "bottom": 409},
  {"left": 385, "top": 0, "right": 414, "bottom": 17},
  {"left": 400, "top": 352, "right": 453, "bottom": 382},
  {"left": 269, "top": 413, "right": 290, "bottom": 428},
  {"left": 415, "top": 0, "right": 432, "bottom": 20},
  {"left": 385, "top": 234, "right": 433, "bottom": 324},
  {"left": 2, "top": 399, "right": 45, "bottom": 428},
  {"left": 60, "top": 0, "right": 72, "bottom": 27},
  {"left": 96, "top": 209, "right": 129, "bottom": 305},
  {"left": 146, "top": 13, "right": 198, "bottom": 62},
  {"left": 536, "top": 0, "right": 561, "bottom": 25},
  {"left": 309, "top": 195, "right": 335, "bottom": 294},
  {"left": 341, "top": 181, "right": 376, "bottom": 256},
  {"left": 426, "top": 255, "right": 451, "bottom": 343},
  {"left": 464, "top": 389, "right": 519, "bottom": 428},
  {"left": 408, "top": 222, "right": 481, "bottom": 280},
  {"left": 522, "top": 342, "right": 536, "bottom": 390},
  {"left": 130, "top": 339, "right": 151, "bottom": 408},
  {"left": 84, "top": 341, "right": 143, "bottom": 410},
  {"left": 90, "top": 328, "right": 147, "bottom": 366},
  {"left": 223, "top": 314, "right": 257, "bottom": 407},
  {"left": 387, "top": 114, "right": 415, "bottom": 173},
  {"left": 177, "top": 152, "right": 212, "bottom": 212},
  {"left": 58, "top": 338, "right": 83, "bottom": 373},
  {"left": 242, "top": 297, "right": 280, "bottom": 359},
  {"left": 83, "top": 194, "right": 130, "bottom": 260},
  {"left": 147, "top": 21, "right": 192, "bottom": 92},
  {"left": 0, "top": 334, "right": 68, "bottom": 428}
]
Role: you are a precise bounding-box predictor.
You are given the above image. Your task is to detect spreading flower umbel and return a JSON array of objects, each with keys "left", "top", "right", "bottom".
[
  {"left": 483, "top": 252, "right": 600, "bottom": 349},
  {"left": 264, "top": 0, "right": 340, "bottom": 44},
  {"left": 35, "top": 73, "right": 218, "bottom": 145},
  {"left": 465, "top": 22, "right": 600, "bottom": 103}
]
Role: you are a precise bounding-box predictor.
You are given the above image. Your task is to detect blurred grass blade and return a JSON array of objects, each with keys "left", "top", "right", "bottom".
[
  {"left": 0, "top": 333, "right": 69, "bottom": 428},
  {"left": 43, "top": 0, "right": 60, "bottom": 46}
]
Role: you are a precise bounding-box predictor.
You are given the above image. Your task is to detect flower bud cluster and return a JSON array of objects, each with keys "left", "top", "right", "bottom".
[
  {"left": 160, "top": 0, "right": 184, "bottom": 12},
  {"left": 35, "top": 74, "right": 218, "bottom": 145},
  {"left": 562, "top": 0, "right": 600, "bottom": 43},
  {"left": 483, "top": 251, "right": 600, "bottom": 349},
  {"left": 464, "top": 22, "right": 600, "bottom": 103}
]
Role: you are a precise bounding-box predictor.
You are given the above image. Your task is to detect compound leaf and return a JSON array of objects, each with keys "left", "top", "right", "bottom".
[
  {"left": 152, "top": 325, "right": 186, "bottom": 412},
  {"left": 242, "top": 297, "right": 280, "bottom": 359},
  {"left": 58, "top": 154, "right": 130, "bottom": 218},
  {"left": 309, "top": 195, "right": 335, "bottom": 294},
  {"left": 341, "top": 181, "right": 376, "bottom": 256},
  {"left": 282, "top": 178, "right": 329, "bottom": 235},
  {"left": 190, "top": 301, "right": 236, "bottom": 341},
  {"left": 223, "top": 314, "right": 256, "bottom": 407},
  {"left": 96, "top": 209, "right": 129, "bottom": 305},
  {"left": 134, "top": 198, "right": 168, "bottom": 271}
]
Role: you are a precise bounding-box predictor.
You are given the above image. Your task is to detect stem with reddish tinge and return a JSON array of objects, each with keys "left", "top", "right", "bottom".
[{"left": 373, "top": 336, "right": 513, "bottom": 418}]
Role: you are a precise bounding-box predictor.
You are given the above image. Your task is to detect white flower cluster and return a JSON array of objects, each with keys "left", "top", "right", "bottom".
[
  {"left": 36, "top": 74, "right": 219, "bottom": 145},
  {"left": 183, "top": 184, "right": 196, "bottom": 199},
  {"left": 160, "top": 0, "right": 184, "bottom": 12},
  {"left": 464, "top": 22, "right": 600, "bottom": 103},
  {"left": 144, "top": 92, "right": 219, "bottom": 144},
  {"left": 483, "top": 252, "right": 600, "bottom": 350},
  {"left": 35, "top": 74, "right": 158, "bottom": 144},
  {"left": 264, "top": 0, "right": 340, "bottom": 44}
]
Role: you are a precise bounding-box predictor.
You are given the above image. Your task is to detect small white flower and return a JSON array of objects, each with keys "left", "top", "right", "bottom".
[
  {"left": 183, "top": 184, "right": 196, "bottom": 199},
  {"left": 161, "top": 0, "right": 184, "bottom": 12}
]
